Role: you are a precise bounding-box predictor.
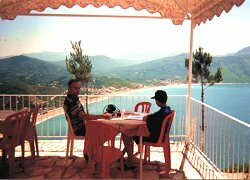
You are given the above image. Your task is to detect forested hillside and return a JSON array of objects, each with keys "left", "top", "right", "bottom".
[
  {"left": 0, "top": 46, "right": 249, "bottom": 94},
  {"left": 0, "top": 55, "right": 69, "bottom": 85}
]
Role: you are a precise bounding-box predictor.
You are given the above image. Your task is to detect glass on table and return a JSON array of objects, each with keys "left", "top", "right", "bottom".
[{"left": 121, "top": 109, "right": 126, "bottom": 117}]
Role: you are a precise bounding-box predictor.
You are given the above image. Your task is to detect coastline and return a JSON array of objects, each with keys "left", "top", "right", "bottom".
[
  {"left": 37, "top": 83, "right": 249, "bottom": 122},
  {"left": 114, "top": 83, "right": 189, "bottom": 96},
  {"left": 113, "top": 82, "right": 250, "bottom": 96}
]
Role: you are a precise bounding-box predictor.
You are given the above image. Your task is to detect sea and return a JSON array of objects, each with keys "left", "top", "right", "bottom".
[
  {"left": 126, "top": 83, "right": 250, "bottom": 124},
  {"left": 126, "top": 83, "right": 250, "bottom": 168},
  {"left": 37, "top": 83, "right": 249, "bottom": 167},
  {"left": 37, "top": 83, "right": 250, "bottom": 136}
]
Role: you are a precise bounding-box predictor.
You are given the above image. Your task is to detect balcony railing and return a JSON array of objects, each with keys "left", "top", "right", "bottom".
[
  {"left": 0, "top": 94, "right": 249, "bottom": 179},
  {"left": 0, "top": 94, "right": 187, "bottom": 140},
  {"left": 189, "top": 97, "right": 250, "bottom": 179}
]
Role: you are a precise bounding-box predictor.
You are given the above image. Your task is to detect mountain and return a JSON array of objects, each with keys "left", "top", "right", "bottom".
[
  {"left": 108, "top": 49, "right": 250, "bottom": 83},
  {"left": 0, "top": 55, "right": 134, "bottom": 94},
  {"left": 23, "top": 51, "right": 68, "bottom": 61},
  {"left": 23, "top": 52, "right": 125, "bottom": 74},
  {"left": 24, "top": 51, "right": 148, "bottom": 67},
  {"left": 52, "top": 55, "right": 124, "bottom": 75},
  {"left": 212, "top": 55, "right": 250, "bottom": 82},
  {"left": 109, "top": 54, "right": 189, "bottom": 81},
  {"left": 1, "top": 46, "right": 250, "bottom": 91},
  {"left": 0, "top": 55, "right": 69, "bottom": 85},
  {"left": 235, "top": 46, "right": 250, "bottom": 56}
]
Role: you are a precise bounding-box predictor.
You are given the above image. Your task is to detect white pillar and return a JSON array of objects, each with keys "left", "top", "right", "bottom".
[{"left": 186, "top": 20, "right": 195, "bottom": 144}]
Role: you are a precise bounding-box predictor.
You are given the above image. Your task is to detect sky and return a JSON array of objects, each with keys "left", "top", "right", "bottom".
[{"left": 0, "top": 1, "right": 249, "bottom": 61}]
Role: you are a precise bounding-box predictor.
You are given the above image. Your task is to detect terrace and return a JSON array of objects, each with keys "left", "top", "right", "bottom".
[
  {"left": 0, "top": 94, "right": 249, "bottom": 179},
  {"left": 0, "top": 0, "right": 249, "bottom": 179}
]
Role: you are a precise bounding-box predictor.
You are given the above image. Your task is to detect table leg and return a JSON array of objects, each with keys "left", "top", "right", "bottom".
[
  {"left": 1, "top": 149, "right": 9, "bottom": 178},
  {"left": 1, "top": 150, "right": 7, "bottom": 164},
  {"left": 139, "top": 136, "right": 142, "bottom": 180}
]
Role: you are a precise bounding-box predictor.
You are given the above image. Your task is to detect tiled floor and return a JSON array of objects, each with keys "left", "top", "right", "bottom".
[{"left": 0, "top": 140, "right": 203, "bottom": 179}]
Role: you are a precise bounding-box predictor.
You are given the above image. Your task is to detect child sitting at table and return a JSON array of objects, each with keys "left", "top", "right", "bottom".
[{"left": 121, "top": 90, "right": 172, "bottom": 170}]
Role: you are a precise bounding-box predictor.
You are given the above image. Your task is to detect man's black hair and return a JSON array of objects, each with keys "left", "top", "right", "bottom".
[{"left": 68, "top": 79, "right": 80, "bottom": 87}]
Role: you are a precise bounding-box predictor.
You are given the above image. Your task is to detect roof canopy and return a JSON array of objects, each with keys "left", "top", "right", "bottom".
[{"left": 0, "top": 0, "right": 245, "bottom": 26}]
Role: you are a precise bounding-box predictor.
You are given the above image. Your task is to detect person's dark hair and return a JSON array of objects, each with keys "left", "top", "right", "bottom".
[{"left": 68, "top": 79, "right": 80, "bottom": 87}]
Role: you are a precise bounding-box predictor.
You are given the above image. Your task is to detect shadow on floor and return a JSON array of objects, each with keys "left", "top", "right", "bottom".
[{"left": 0, "top": 155, "right": 187, "bottom": 179}]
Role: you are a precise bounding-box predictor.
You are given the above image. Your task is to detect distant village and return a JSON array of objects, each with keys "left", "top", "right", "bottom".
[
  {"left": 48, "top": 78, "right": 184, "bottom": 95},
  {"left": 79, "top": 79, "right": 182, "bottom": 95}
]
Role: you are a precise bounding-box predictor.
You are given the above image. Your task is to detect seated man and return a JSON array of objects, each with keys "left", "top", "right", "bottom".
[
  {"left": 64, "top": 79, "right": 112, "bottom": 160},
  {"left": 122, "top": 90, "right": 172, "bottom": 169}
]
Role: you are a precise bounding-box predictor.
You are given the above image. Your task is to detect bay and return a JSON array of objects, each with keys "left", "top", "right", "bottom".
[
  {"left": 126, "top": 83, "right": 250, "bottom": 124},
  {"left": 37, "top": 83, "right": 249, "bottom": 166},
  {"left": 126, "top": 83, "right": 250, "bottom": 167}
]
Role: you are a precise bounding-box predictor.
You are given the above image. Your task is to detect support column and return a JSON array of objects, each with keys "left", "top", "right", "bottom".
[{"left": 186, "top": 20, "right": 195, "bottom": 145}]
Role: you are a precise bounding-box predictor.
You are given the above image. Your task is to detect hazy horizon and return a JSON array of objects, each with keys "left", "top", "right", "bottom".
[
  {"left": 1, "top": 45, "right": 249, "bottom": 62},
  {"left": 0, "top": 1, "right": 249, "bottom": 61}
]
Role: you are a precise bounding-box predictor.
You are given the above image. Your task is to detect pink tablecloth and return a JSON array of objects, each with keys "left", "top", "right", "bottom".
[
  {"left": 84, "top": 118, "right": 149, "bottom": 179},
  {"left": 99, "top": 119, "right": 150, "bottom": 137},
  {"left": 84, "top": 118, "right": 150, "bottom": 154},
  {"left": 89, "top": 117, "right": 150, "bottom": 179}
]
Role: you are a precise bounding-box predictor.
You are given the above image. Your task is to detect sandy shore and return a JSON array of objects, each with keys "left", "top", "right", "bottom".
[
  {"left": 114, "top": 83, "right": 189, "bottom": 96},
  {"left": 114, "top": 82, "right": 250, "bottom": 96},
  {"left": 37, "top": 82, "right": 248, "bottom": 122}
]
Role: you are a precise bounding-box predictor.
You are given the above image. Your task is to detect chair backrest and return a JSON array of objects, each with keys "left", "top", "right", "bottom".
[
  {"left": 157, "top": 110, "right": 175, "bottom": 144},
  {"left": 28, "top": 104, "right": 41, "bottom": 127},
  {"left": 62, "top": 105, "right": 77, "bottom": 137},
  {"left": 62, "top": 105, "right": 85, "bottom": 139},
  {"left": 1, "top": 108, "right": 29, "bottom": 146},
  {"left": 134, "top": 101, "right": 152, "bottom": 113},
  {"left": 85, "top": 120, "right": 118, "bottom": 158}
]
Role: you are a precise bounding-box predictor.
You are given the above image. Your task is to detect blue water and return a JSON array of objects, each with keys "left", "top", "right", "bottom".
[
  {"left": 37, "top": 83, "right": 250, "bottom": 137},
  {"left": 126, "top": 83, "right": 250, "bottom": 124},
  {"left": 36, "top": 83, "right": 249, "bottom": 168},
  {"left": 127, "top": 83, "right": 250, "bottom": 168}
]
